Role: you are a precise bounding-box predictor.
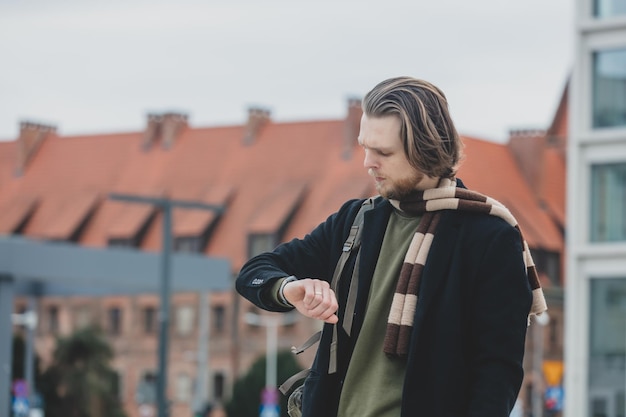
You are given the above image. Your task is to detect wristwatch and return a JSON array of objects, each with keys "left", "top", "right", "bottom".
[{"left": 278, "top": 276, "right": 297, "bottom": 307}]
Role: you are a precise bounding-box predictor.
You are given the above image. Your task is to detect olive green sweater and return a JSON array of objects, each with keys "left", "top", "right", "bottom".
[{"left": 337, "top": 210, "right": 421, "bottom": 417}]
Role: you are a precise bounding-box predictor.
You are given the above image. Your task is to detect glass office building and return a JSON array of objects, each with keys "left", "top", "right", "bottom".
[{"left": 567, "top": 1, "right": 626, "bottom": 416}]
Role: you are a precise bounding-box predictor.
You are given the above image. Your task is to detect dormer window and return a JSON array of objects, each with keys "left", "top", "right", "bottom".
[
  {"left": 248, "top": 233, "right": 278, "bottom": 258},
  {"left": 171, "top": 185, "right": 232, "bottom": 254},
  {"left": 174, "top": 236, "right": 202, "bottom": 253},
  {"left": 108, "top": 238, "right": 136, "bottom": 248},
  {"left": 107, "top": 198, "right": 158, "bottom": 249},
  {"left": 247, "top": 183, "right": 306, "bottom": 257}
]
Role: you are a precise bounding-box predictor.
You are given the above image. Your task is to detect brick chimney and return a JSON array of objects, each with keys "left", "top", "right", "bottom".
[
  {"left": 142, "top": 113, "right": 162, "bottom": 149},
  {"left": 507, "top": 129, "right": 547, "bottom": 190},
  {"left": 343, "top": 97, "right": 362, "bottom": 159},
  {"left": 142, "top": 112, "right": 188, "bottom": 150},
  {"left": 161, "top": 112, "right": 188, "bottom": 149},
  {"left": 15, "top": 121, "right": 56, "bottom": 176},
  {"left": 243, "top": 107, "right": 271, "bottom": 145}
]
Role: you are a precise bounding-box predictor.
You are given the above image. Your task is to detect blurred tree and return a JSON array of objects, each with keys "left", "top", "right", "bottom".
[
  {"left": 39, "top": 326, "right": 126, "bottom": 417},
  {"left": 225, "top": 350, "right": 303, "bottom": 417}
]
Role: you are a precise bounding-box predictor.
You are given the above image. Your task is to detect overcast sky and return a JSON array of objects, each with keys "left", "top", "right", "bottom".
[{"left": 0, "top": 0, "right": 574, "bottom": 143}]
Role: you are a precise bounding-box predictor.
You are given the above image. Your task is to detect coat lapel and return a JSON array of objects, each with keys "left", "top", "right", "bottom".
[{"left": 411, "top": 210, "right": 460, "bottom": 332}]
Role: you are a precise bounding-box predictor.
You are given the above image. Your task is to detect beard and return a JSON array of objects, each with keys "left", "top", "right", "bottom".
[{"left": 375, "top": 171, "right": 425, "bottom": 201}]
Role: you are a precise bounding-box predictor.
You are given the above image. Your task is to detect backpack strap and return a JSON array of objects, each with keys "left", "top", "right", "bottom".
[
  {"left": 328, "top": 196, "right": 375, "bottom": 374},
  {"left": 291, "top": 331, "right": 322, "bottom": 355},
  {"left": 329, "top": 197, "right": 373, "bottom": 290},
  {"left": 342, "top": 250, "right": 361, "bottom": 337},
  {"left": 279, "top": 368, "right": 311, "bottom": 395},
  {"left": 278, "top": 332, "right": 321, "bottom": 395},
  {"left": 279, "top": 196, "right": 377, "bottom": 394}
]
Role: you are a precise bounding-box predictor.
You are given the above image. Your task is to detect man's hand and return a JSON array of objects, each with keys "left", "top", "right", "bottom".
[{"left": 283, "top": 278, "right": 339, "bottom": 324}]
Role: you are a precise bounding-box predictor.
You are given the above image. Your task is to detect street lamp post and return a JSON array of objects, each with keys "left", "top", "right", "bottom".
[
  {"left": 109, "top": 193, "right": 223, "bottom": 417},
  {"left": 11, "top": 308, "right": 37, "bottom": 393},
  {"left": 11, "top": 307, "right": 38, "bottom": 415},
  {"left": 244, "top": 312, "right": 298, "bottom": 417},
  {"left": 190, "top": 292, "right": 211, "bottom": 415},
  {"left": 532, "top": 312, "right": 550, "bottom": 417}
]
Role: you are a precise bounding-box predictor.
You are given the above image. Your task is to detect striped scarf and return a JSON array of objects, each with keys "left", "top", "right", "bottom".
[{"left": 383, "top": 178, "right": 548, "bottom": 358}]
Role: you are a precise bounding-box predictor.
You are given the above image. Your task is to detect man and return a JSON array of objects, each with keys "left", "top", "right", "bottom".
[{"left": 236, "top": 76, "right": 546, "bottom": 417}]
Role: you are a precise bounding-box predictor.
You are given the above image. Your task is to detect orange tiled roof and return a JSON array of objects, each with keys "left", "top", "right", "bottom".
[
  {"left": 23, "top": 190, "right": 100, "bottom": 240},
  {"left": 0, "top": 108, "right": 565, "bottom": 271},
  {"left": 248, "top": 183, "right": 307, "bottom": 233},
  {"left": 0, "top": 194, "right": 38, "bottom": 234},
  {"left": 457, "top": 137, "right": 563, "bottom": 252},
  {"left": 172, "top": 185, "right": 234, "bottom": 237},
  {"left": 0, "top": 141, "right": 18, "bottom": 193}
]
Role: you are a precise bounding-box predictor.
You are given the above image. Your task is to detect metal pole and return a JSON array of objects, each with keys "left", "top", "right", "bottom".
[
  {"left": 244, "top": 313, "right": 298, "bottom": 417},
  {"left": 108, "top": 193, "right": 224, "bottom": 417},
  {"left": 532, "top": 321, "right": 544, "bottom": 417},
  {"left": 157, "top": 203, "right": 173, "bottom": 417},
  {"left": 193, "top": 292, "right": 211, "bottom": 414},
  {"left": 0, "top": 275, "right": 15, "bottom": 417},
  {"left": 267, "top": 318, "right": 277, "bottom": 390},
  {"left": 532, "top": 314, "right": 549, "bottom": 417},
  {"left": 24, "top": 296, "right": 36, "bottom": 406}
]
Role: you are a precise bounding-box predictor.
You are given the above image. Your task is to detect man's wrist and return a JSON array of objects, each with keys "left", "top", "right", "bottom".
[{"left": 278, "top": 276, "right": 297, "bottom": 307}]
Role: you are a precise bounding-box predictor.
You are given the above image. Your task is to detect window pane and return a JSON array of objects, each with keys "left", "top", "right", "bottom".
[
  {"left": 594, "top": 0, "right": 626, "bottom": 18},
  {"left": 136, "top": 371, "right": 157, "bottom": 404},
  {"left": 176, "top": 305, "right": 195, "bottom": 336},
  {"left": 175, "top": 237, "right": 201, "bottom": 253},
  {"left": 590, "top": 163, "right": 626, "bottom": 242},
  {"left": 249, "top": 233, "right": 277, "bottom": 258},
  {"left": 143, "top": 306, "right": 156, "bottom": 334},
  {"left": 213, "top": 372, "right": 225, "bottom": 400},
  {"left": 175, "top": 373, "right": 192, "bottom": 402},
  {"left": 213, "top": 305, "right": 225, "bottom": 333},
  {"left": 47, "top": 305, "right": 59, "bottom": 333},
  {"left": 108, "top": 307, "right": 122, "bottom": 335},
  {"left": 73, "top": 305, "right": 92, "bottom": 330},
  {"left": 589, "top": 278, "right": 626, "bottom": 417},
  {"left": 593, "top": 48, "right": 626, "bottom": 129}
]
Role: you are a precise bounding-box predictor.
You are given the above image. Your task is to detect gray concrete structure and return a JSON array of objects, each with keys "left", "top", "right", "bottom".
[{"left": 0, "top": 236, "right": 230, "bottom": 417}]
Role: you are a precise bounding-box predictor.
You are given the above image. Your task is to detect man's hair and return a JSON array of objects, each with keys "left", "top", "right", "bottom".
[{"left": 362, "top": 76, "right": 464, "bottom": 179}]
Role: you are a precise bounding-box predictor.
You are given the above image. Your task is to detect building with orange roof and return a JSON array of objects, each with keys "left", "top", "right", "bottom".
[{"left": 1, "top": 95, "right": 566, "bottom": 417}]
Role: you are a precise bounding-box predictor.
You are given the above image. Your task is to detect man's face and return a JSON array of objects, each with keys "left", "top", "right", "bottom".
[{"left": 358, "top": 114, "right": 437, "bottom": 200}]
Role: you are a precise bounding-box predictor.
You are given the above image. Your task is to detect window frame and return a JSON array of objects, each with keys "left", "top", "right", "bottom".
[
  {"left": 574, "top": 30, "right": 626, "bottom": 143},
  {"left": 107, "top": 306, "right": 123, "bottom": 336},
  {"left": 590, "top": 161, "right": 626, "bottom": 242},
  {"left": 567, "top": 256, "right": 626, "bottom": 415},
  {"left": 592, "top": 47, "right": 626, "bottom": 129},
  {"left": 582, "top": 145, "right": 626, "bottom": 247},
  {"left": 593, "top": 0, "right": 626, "bottom": 19},
  {"left": 174, "top": 304, "right": 195, "bottom": 337}
]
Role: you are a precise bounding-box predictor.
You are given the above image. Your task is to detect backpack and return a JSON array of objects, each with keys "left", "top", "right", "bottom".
[{"left": 279, "top": 197, "right": 376, "bottom": 417}]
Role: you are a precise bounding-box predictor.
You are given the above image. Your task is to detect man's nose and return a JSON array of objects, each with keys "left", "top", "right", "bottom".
[{"left": 363, "top": 150, "right": 377, "bottom": 169}]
